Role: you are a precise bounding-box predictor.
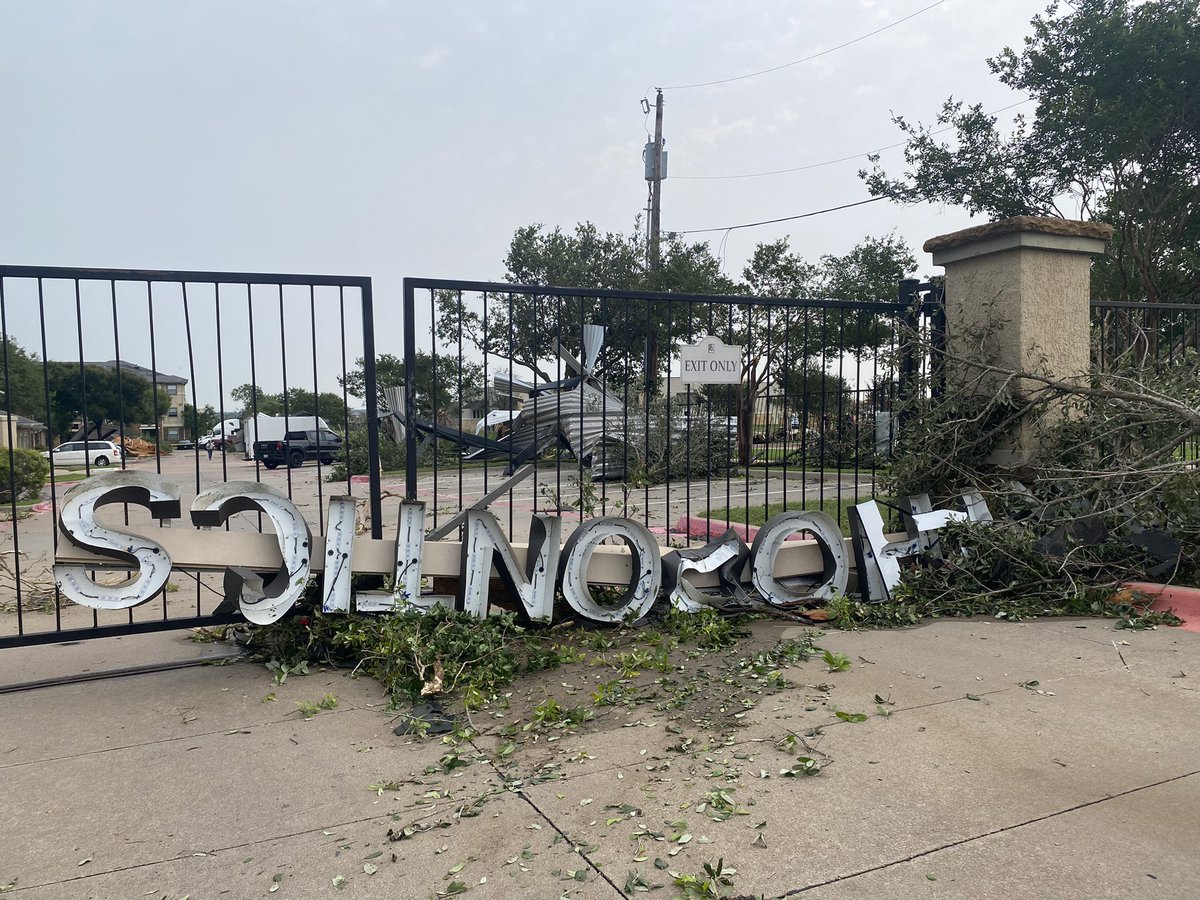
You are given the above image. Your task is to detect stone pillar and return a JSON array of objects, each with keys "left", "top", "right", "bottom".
[{"left": 924, "top": 216, "right": 1112, "bottom": 463}]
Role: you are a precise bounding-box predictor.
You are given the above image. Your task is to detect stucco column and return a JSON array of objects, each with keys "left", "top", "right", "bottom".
[{"left": 924, "top": 216, "right": 1113, "bottom": 463}]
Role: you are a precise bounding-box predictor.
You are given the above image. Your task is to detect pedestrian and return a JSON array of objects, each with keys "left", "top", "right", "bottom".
[{"left": 206, "top": 439, "right": 214, "bottom": 461}]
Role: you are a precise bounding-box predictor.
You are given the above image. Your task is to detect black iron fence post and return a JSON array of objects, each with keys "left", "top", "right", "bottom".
[
  {"left": 361, "top": 278, "right": 383, "bottom": 539},
  {"left": 926, "top": 282, "right": 947, "bottom": 401},
  {"left": 896, "top": 277, "right": 921, "bottom": 440},
  {"left": 402, "top": 278, "right": 419, "bottom": 500}
]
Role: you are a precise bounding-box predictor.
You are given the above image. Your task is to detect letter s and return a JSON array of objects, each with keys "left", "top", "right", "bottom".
[{"left": 55, "top": 471, "right": 181, "bottom": 609}]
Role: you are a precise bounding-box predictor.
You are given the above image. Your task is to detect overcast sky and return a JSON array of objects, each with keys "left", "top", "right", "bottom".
[{"left": 1, "top": 0, "right": 1048, "bottom": 408}]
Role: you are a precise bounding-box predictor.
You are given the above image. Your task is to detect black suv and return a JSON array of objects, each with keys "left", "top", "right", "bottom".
[{"left": 254, "top": 429, "right": 343, "bottom": 469}]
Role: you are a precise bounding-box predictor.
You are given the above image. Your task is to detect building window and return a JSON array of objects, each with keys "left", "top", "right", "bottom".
[{"left": 168, "top": 407, "right": 178, "bottom": 417}]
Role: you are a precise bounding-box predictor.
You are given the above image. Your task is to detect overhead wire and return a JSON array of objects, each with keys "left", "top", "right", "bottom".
[
  {"left": 661, "top": 0, "right": 949, "bottom": 91},
  {"left": 675, "top": 196, "right": 886, "bottom": 236},
  {"left": 654, "top": 1, "right": 1028, "bottom": 239},
  {"left": 672, "top": 98, "right": 1032, "bottom": 180}
]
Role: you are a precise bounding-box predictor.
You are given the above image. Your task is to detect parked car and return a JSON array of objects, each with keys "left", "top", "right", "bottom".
[
  {"left": 42, "top": 440, "right": 123, "bottom": 468},
  {"left": 175, "top": 439, "right": 196, "bottom": 450},
  {"left": 254, "top": 429, "right": 343, "bottom": 469}
]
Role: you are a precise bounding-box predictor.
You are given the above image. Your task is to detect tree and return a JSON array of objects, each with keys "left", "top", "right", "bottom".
[
  {"left": 282, "top": 388, "right": 350, "bottom": 424},
  {"left": 230, "top": 384, "right": 282, "bottom": 418},
  {"left": 436, "top": 222, "right": 738, "bottom": 393},
  {"left": 340, "top": 352, "right": 483, "bottom": 424},
  {"left": 724, "top": 235, "right": 915, "bottom": 463},
  {"left": 861, "top": 0, "right": 1200, "bottom": 307},
  {"left": 0, "top": 338, "right": 48, "bottom": 421},
  {"left": 45, "top": 363, "right": 169, "bottom": 441},
  {"left": 183, "top": 403, "right": 219, "bottom": 438},
  {"left": 229, "top": 384, "right": 351, "bottom": 428}
]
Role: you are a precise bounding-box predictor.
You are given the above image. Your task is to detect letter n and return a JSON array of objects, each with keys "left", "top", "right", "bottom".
[{"left": 458, "top": 510, "right": 561, "bottom": 622}]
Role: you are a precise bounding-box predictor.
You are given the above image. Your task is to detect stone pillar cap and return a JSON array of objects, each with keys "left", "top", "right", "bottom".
[{"left": 925, "top": 216, "right": 1113, "bottom": 265}]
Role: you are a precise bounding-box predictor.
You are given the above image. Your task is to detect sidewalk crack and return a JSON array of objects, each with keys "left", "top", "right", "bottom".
[
  {"left": 778, "top": 769, "right": 1200, "bottom": 897},
  {"left": 472, "top": 737, "right": 627, "bottom": 898}
]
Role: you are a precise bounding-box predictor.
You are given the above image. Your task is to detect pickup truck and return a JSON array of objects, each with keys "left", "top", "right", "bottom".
[{"left": 254, "top": 428, "right": 343, "bottom": 469}]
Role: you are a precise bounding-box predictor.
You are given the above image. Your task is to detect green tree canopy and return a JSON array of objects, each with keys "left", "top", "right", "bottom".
[
  {"left": 183, "top": 403, "right": 219, "bottom": 438},
  {"left": 229, "top": 384, "right": 351, "bottom": 427},
  {"left": 230, "top": 384, "right": 281, "bottom": 418},
  {"left": 723, "top": 234, "right": 914, "bottom": 462},
  {"left": 861, "top": 0, "right": 1200, "bottom": 305},
  {"left": 1, "top": 338, "right": 48, "bottom": 421},
  {"left": 44, "top": 362, "right": 169, "bottom": 441},
  {"left": 340, "top": 352, "right": 483, "bottom": 423}
]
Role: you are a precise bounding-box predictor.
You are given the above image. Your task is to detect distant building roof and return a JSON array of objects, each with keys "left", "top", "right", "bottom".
[
  {"left": 0, "top": 412, "right": 46, "bottom": 429},
  {"left": 86, "top": 359, "right": 187, "bottom": 385}
]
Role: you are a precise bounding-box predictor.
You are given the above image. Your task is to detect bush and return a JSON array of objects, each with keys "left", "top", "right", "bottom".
[
  {"left": 810, "top": 415, "right": 879, "bottom": 469},
  {"left": 0, "top": 447, "right": 49, "bottom": 504},
  {"left": 627, "top": 399, "right": 735, "bottom": 485},
  {"left": 326, "top": 424, "right": 405, "bottom": 480}
]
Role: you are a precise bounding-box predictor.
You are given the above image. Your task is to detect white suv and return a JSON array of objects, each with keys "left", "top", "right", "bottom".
[{"left": 43, "top": 440, "right": 124, "bottom": 468}]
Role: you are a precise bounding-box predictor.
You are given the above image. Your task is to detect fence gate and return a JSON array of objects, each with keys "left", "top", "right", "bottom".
[
  {"left": 0, "top": 265, "right": 381, "bottom": 649},
  {"left": 0, "top": 268, "right": 946, "bottom": 648},
  {"left": 396, "top": 277, "right": 943, "bottom": 548}
]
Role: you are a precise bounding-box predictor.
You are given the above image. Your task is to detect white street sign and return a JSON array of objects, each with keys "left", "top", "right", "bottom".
[{"left": 679, "top": 335, "right": 742, "bottom": 384}]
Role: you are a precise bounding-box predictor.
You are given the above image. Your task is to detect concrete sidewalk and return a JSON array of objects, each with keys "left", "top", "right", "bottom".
[{"left": 1, "top": 618, "right": 1197, "bottom": 899}]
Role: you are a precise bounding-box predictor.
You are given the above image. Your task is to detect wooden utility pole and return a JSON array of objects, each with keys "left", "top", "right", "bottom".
[{"left": 648, "top": 88, "right": 664, "bottom": 270}]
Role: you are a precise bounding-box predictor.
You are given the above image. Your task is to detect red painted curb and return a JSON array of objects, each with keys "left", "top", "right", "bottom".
[
  {"left": 1124, "top": 582, "right": 1200, "bottom": 633},
  {"left": 671, "top": 515, "right": 807, "bottom": 544},
  {"left": 672, "top": 516, "right": 758, "bottom": 543}
]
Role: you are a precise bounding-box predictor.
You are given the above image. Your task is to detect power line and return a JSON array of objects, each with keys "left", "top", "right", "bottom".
[
  {"left": 675, "top": 196, "right": 886, "bottom": 236},
  {"left": 661, "top": 0, "right": 948, "bottom": 91},
  {"left": 672, "top": 98, "right": 1033, "bottom": 180}
]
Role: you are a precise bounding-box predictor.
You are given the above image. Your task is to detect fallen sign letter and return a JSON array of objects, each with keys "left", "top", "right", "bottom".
[{"left": 52, "top": 472, "right": 991, "bottom": 626}]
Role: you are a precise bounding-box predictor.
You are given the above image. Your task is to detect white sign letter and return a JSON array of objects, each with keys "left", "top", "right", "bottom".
[
  {"left": 559, "top": 517, "right": 662, "bottom": 623},
  {"left": 54, "top": 472, "right": 180, "bottom": 610},
  {"left": 750, "top": 510, "right": 849, "bottom": 606},
  {"left": 459, "top": 510, "right": 561, "bottom": 622},
  {"left": 191, "top": 482, "right": 311, "bottom": 624}
]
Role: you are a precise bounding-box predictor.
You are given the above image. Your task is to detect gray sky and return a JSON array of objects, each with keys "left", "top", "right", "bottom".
[{"left": 1, "top": 0, "right": 1047, "bottom": 408}]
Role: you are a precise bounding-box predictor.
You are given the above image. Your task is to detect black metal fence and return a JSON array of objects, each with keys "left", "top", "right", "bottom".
[
  {"left": 0, "top": 264, "right": 947, "bottom": 648},
  {"left": 1091, "top": 298, "right": 1200, "bottom": 462},
  {"left": 399, "top": 277, "right": 942, "bottom": 545},
  {"left": 0, "top": 265, "right": 380, "bottom": 648}
]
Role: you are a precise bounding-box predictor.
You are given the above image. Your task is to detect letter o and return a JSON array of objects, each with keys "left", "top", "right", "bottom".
[
  {"left": 749, "top": 511, "right": 848, "bottom": 607},
  {"left": 558, "top": 517, "right": 661, "bottom": 623}
]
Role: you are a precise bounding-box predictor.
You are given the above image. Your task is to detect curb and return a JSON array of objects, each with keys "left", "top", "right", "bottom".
[
  {"left": 671, "top": 515, "right": 808, "bottom": 544},
  {"left": 1124, "top": 582, "right": 1200, "bottom": 634}
]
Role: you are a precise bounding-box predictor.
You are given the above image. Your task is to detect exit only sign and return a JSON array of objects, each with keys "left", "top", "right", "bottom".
[{"left": 679, "top": 336, "right": 743, "bottom": 384}]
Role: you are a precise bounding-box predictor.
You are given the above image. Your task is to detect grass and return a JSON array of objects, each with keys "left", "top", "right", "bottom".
[
  {"left": 1174, "top": 441, "right": 1199, "bottom": 463},
  {"left": 701, "top": 497, "right": 866, "bottom": 535},
  {"left": 743, "top": 443, "right": 872, "bottom": 471}
]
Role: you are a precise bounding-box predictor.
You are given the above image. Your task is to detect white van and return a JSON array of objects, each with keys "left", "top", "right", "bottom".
[{"left": 202, "top": 418, "right": 242, "bottom": 450}]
